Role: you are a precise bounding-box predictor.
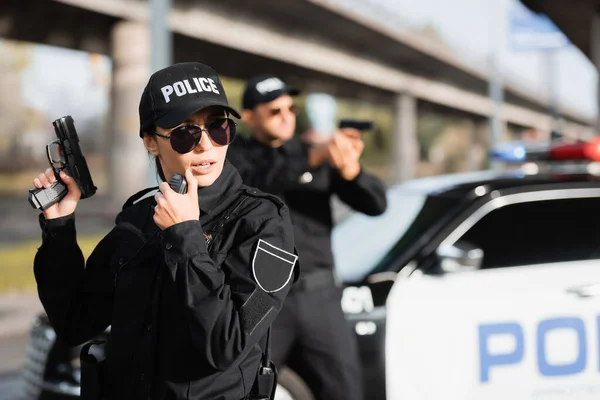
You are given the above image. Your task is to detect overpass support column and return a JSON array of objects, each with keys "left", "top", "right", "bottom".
[
  {"left": 392, "top": 92, "right": 418, "bottom": 183},
  {"left": 593, "top": 11, "right": 600, "bottom": 133},
  {"left": 108, "top": 21, "right": 151, "bottom": 207}
]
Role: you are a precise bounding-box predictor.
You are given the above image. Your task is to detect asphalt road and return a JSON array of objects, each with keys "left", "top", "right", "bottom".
[{"left": 0, "top": 334, "right": 28, "bottom": 400}]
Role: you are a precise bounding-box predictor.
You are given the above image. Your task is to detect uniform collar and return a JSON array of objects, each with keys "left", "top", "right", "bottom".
[{"left": 196, "top": 159, "right": 242, "bottom": 215}]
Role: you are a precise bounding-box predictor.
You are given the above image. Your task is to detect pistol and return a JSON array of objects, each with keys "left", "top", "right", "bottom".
[
  {"left": 338, "top": 119, "right": 375, "bottom": 132},
  {"left": 28, "top": 116, "right": 97, "bottom": 211}
]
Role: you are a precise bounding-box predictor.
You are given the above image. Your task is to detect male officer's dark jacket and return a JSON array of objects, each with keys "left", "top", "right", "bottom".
[
  {"left": 227, "top": 137, "right": 387, "bottom": 277},
  {"left": 34, "top": 161, "right": 298, "bottom": 400}
]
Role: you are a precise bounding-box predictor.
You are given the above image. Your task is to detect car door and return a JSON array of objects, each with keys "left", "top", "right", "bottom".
[{"left": 385, "top": 187, "right": 600, "bottom": 400}]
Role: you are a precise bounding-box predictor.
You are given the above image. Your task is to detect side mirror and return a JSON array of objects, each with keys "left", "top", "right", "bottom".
[{"left": 436, "top": 240, "right": 483, "bottom": 273}]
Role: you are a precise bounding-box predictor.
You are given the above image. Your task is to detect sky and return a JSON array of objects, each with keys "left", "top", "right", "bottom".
[
  {"left": 21, "top": 45, "right": 111, "bottom": 124},
  {"left": 16, "top": 0, "right": 599, "bottom": 121},
  {"left": 335, "top": 0, "right": 598, "bottom": 119}
]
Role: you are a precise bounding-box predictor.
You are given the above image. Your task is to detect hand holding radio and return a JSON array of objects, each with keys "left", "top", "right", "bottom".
[{"left": 153, "top": 169, "right": 199, "bottom": 230}]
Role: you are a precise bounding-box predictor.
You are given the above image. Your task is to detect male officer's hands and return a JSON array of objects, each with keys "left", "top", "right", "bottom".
[
  {"left": 33, "top": 168, "right": 82, "bottom": 220},
  {"left": 308, "top": 128, "right": 364, "bottom": 181},
  {"left": 328, "top": 128, "right": 364, "bottom": 180},
  {"left": 154, "top": 169, "right": 200, "bottom": 230}
]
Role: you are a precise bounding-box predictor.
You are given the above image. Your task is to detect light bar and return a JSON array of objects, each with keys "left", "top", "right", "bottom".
[{"left": 491, "top": 138, "right": 600, "bottom": 164}]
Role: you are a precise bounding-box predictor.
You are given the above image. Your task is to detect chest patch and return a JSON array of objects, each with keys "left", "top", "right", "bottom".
[{"left": 252, "top": 239, "right": 297, "bottom": 293}]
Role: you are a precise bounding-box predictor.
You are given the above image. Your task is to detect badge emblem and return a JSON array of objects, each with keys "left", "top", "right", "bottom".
[{"left": 252, "top": 239, "right": 297, "bottom": 293}]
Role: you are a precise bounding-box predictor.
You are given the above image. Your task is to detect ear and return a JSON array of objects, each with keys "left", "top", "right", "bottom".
[
  {"left": 241, "top": 110, "right": 254, "bottom": 126},
  {"left": 143, "top": 133, "right": 160, "bottom": 156}
]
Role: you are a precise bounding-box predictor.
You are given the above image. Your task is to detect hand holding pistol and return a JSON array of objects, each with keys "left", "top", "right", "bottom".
[{"left": 29, "top": 116, "right": 97, "bottom": 218}]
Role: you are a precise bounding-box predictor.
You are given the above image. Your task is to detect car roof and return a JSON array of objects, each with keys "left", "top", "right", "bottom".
[{"left": 387, "top": 167, "right": 600, "bottom": 199}]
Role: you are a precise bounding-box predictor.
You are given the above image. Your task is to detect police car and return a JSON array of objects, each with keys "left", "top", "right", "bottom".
[
  {"left": 335, "top": 138, "right": 600, "bottom": 400},
  {"left": 21, "top": 139, "right": 600, "bottom": 399}
]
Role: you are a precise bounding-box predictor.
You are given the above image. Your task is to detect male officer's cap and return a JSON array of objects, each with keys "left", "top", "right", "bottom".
[
  {"left": 242, "top": 74, "right": 300, "bottom": 110},
  {"left": 138, "top": 62, "right": 241, "bottom": 137}
]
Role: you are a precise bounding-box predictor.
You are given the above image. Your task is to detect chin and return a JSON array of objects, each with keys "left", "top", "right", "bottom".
[
  {"left": 268, "top": 130, "right": 293, "bottom": 142},
  {"left": 193, "top": 163, "right": 225, "bottom": 187},
  {"left": 194, "top": 174, "right": 218, "bottom": 187},
  {"left": 281, "top": 130, "right": 295, "bottom": 141}
]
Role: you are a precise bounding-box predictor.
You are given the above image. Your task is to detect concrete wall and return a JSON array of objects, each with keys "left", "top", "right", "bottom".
[{"left": 109, "top": 21, "right": 151, "bottom": 207}]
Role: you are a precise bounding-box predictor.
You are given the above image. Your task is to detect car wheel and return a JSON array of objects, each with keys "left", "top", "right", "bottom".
[{"left": 275, "top": 367, "right": 315, "bottom": 400}]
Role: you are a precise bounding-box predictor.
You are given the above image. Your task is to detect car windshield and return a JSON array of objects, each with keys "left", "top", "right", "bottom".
[
  {"left": 332, "top": 189, "right": 428, "bottom": 282},
  {"left": 332, "top": 171, "right": 497, "bottom": 282}
]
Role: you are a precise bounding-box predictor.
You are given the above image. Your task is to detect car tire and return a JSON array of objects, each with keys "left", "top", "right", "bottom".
[{"left": 275, "top": 367, "right": 315, "bottom": 400}]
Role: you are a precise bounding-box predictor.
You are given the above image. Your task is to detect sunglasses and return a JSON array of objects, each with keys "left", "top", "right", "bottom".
[
  {"left": 153, "top": 118, "right": 237, "bottom": 154},
  {"left": 267, "top": 105, "right": 298, "bottom": 117}
]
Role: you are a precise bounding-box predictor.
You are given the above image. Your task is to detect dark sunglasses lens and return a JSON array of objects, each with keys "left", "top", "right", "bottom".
[
  {"left": 207, "top": 118, "right": 236, "bottom": 145},
  {"left": 170, "top": 126, "right": 201, "bottom": 154},
  {"left": 269, "top": 106, "right": 297, "bottom": 116}
]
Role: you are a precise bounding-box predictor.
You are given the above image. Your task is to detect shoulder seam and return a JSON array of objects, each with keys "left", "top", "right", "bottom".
[
  {"left": 133, "top": 189, "right": 158, "bottom": 205},
  {"left": 242, "top": 187, "right": 284, "bottom": 206}
]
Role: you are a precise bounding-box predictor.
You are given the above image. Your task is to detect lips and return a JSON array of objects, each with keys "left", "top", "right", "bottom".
[
  {"left": 190, "top": 160, "right": 217, "bottom": 175},
  {"left": 194, "top": 161, "right": 213, "bottom": 167}
]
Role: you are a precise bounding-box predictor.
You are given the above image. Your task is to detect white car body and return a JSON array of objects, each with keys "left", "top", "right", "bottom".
[{"left": 386, "top": 260, "right": 600, "bottom": 400}]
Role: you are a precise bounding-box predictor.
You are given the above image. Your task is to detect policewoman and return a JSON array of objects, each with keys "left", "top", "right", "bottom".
[{"left": 32, "top": 62, "right": 298, "bottom": 400}]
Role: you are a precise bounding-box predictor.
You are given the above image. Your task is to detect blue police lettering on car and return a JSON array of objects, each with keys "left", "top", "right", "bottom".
[
  {"left": 478, "top": 322, "right": 524, "bottom": 383},
  {"left": 252, "top": 239, "right": 297, "bottom": 293},
  {"left": 478, "top": 316, "right": 594, "bottom": 383}
]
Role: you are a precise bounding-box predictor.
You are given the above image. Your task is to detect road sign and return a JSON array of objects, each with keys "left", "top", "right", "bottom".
[{"left": 508, "top": 2, "right": 570, "bottom": 51}]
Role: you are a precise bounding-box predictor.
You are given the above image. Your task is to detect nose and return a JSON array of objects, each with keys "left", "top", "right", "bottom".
[
  {"left": 194, "top": 128, "right": 213, "bottom": 152},
  {"left": 282, "top": 108, "right": 296, "bottom": 122}
]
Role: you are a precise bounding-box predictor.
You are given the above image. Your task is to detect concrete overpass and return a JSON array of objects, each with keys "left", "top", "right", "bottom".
[
  {"left": 1, "top": 0, "right": 596, "bottom": 204},
  {"left": 521, "top": 0, "right": 600, "bottom": 131}
]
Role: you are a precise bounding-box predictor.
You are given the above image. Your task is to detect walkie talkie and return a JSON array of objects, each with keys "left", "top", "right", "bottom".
[{"left": 168, "top": 173, "right": 187, "bottom": 194}]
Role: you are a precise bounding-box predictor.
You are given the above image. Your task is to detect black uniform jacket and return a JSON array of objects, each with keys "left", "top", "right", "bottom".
[
  {"left": 33, "top": 161, "right": 298, "bottom": 400},
  {"left": 227, "top": 137, "right": 387, "bottom": 275}
]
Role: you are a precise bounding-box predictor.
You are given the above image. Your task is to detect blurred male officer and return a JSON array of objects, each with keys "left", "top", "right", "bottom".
[{"left": 227, "top": 74, "right": 387, "bottom": 400}]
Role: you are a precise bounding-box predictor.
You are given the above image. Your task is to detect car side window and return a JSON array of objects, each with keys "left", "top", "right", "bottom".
[{"left": 457, "top": 197, "right": 600, "bottom": 269}]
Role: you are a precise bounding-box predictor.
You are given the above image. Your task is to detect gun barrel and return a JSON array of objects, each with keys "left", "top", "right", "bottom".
[
  {"left": 52, "top": 116, "right": 78, "bottom": 142},
  {"left": 338, "top": 119, "right": 374, "bottom": 131}
]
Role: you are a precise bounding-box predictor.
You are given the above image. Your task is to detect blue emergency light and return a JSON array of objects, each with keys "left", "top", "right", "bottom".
[{"left": 490, "top": 142, "right": 527, "bottom": 163}]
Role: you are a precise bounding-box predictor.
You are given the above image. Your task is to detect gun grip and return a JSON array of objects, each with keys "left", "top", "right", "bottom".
[{"left": 28, "top": 180, "right": 68, "bottom": 211}]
